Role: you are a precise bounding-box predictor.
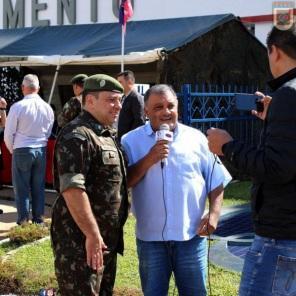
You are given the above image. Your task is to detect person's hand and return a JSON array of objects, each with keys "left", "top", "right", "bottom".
[
  {"left": 147, "top": 140, "right": 169, "bottom": 164},
  {"left": 197, "top": 211, "right": 220, "bottom": 236},
  {"left": 207, "top": 128, "right": 233, "bottom": 156},
  {"left": 85, "top": 233, "right": 107, "bottom": 270},
  {"left": 0, "top": 97, "right": 7, "bottom": 109},
  {"left": 251, "top": 91, "right": 272, "bottom": 120}
]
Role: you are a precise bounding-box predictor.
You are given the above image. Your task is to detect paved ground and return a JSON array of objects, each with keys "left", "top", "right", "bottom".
[
  {"left": 210, "top": 204, "right": 253, "bottom": 272},
  {"left": 0, "top": 185, "right": 56, "bottom": 240}
]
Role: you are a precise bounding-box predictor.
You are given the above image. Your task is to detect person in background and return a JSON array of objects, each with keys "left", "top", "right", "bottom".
[
  {"left": 121, "top": 84, "right": 231, "bottom": 296},
  {"left": 0, "top": 97, "right": 7, "bottom": 127},
  {"left": 0, "top": 96, "right": 7, "bottom": 213},
  {"left": 49, "top": 104, "right": 59, "bottom": 139},
  {"left": 4, "top": 74, "right": 54, "bottom": 225},
  {"left": 207, "top": 24, "right": 296, "bottom": 296},
  {"left": 57, "top": 73, "right": 87, "bottom": 128},
  {"left": 51, "top": 74, "right": 129, "bottom": 295},
  {"left": 116, "top": 70, "right": 145, "bottom": 141}
]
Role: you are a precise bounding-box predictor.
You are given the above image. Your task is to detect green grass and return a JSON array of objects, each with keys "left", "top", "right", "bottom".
[
  {"left": 223, "top": 180, "right": 251, "bottom": 207},
  {"left": 208, "top": 264, "right": 240, "bottom": 296},
  {"left": 1, "top": 215, "right": 241, "bottom": 295},
  {"left": 0, "top": 181, "right": 251, "bottom": 294},
  {"left": 9, "top": 240, "right": 57, "bottom": 294},
  {"left": 0, "top": 241, "right": 19, "bottom": 257},
  {"left": 9, "top": 223, "right": 50, "bottom": 244},
  {"left": 2, "top": 222, "right": 241, "bottom": 295},
  {"left": 115, "top": 216, "right": 141, "bottom": 290}
]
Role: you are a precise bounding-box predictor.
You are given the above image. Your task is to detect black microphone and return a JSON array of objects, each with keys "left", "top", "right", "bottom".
[{"left": 155, "top": 123, "right": 173, "bottom": 168}]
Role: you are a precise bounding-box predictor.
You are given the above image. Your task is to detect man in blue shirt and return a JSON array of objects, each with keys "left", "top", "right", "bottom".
[{"left": 121, "top": 84, "right": 231, "bottom": 295}]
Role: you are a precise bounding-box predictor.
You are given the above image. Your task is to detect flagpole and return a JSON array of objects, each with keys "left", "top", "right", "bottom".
[{"left": 121, "top": 26, "right": 125, "bottom": 72}]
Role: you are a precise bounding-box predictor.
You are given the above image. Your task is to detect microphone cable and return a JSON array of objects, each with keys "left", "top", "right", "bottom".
[
  {"left": 160, "top": 163, "right": 177, "bottom": 296},
  {"left": 206, "top": 154, "right": 218, "bottom": 296},
  {"left": 161, "top": 153, "right": 218, "bottom": 296}
]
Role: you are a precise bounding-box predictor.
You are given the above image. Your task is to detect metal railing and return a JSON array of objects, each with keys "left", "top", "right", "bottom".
[{"left": 178, "top": 83, "right": 264, "bottom": 144}]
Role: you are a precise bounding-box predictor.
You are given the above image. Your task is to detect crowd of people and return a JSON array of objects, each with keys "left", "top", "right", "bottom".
[{"left": 0, "top": 24, "right": 295, "bottom": 296}]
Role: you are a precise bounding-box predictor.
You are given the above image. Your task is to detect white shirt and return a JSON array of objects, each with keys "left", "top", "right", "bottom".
[
  {"left": 4, "top": 93, "right": 54, "bottom": 153},
  {"left": 121, "top": 122, "right": 232, "bottom": 241}
]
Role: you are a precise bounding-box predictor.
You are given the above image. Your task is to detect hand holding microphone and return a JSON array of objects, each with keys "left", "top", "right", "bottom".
[{"left": 155, "top": 124, "right": 173, "bottom": 168}]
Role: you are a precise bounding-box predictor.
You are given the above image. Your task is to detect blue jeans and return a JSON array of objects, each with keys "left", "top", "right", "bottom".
[
  {"left": 239, "top": 235, "right": 296, "bottom": 296},
  {"left": 137, "top": 236, "right": 207, "bottom": 296},
  {"left": 12, "top": 147, "right": 46, "bottom": 224}
]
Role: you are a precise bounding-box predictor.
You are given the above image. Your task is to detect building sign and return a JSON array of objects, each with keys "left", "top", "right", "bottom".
[{"left": 1, "top": 0, "right": 134, "bottom": 29}]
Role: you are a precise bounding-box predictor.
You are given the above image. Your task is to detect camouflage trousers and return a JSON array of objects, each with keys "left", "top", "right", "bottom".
[{"left": 53, "top": 251, "right": 117, "bottom": 296}]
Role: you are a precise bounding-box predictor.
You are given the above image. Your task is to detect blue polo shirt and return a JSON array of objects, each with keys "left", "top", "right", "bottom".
[{"left": 121, "top": 122, "right": 231, "bottom": 241}]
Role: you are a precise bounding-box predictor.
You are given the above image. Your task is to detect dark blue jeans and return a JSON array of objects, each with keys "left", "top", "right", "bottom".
[
  {"left": 239, "top": 235, "right": 296, "bottom": 296},
  {"left": 12, "top": 147, "right": 46, "bottom": 224},
  {"left": 137, "top": 235, "right": 207, "bottom": 296}
]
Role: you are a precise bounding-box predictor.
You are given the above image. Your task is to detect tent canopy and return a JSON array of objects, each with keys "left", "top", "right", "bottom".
[{"left": 0, "top": 14, "right": 237, "bottom": 66}]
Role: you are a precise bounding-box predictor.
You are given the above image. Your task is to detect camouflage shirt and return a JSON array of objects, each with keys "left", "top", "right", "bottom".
[
  {"left": 51, "top": 110, "right": 128, "bottom": 256},
  {"left": 57, "top": 96, "right": 82, "bottom": 128}
]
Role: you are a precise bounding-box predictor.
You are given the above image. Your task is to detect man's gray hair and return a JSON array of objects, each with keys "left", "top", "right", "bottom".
[
  {"left": 144, "top": 84, "right": 177, "bottom": 103},
  {"left": 22, "top": 74, "right": 39, "bottom": 89}
]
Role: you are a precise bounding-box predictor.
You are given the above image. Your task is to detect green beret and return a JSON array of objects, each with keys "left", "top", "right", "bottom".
[
  {"left": 70, "top": 74, "right": 88, "bottom": 85},
  {"left": 84, "top": 74, "right": 123, "bottom": 93}
]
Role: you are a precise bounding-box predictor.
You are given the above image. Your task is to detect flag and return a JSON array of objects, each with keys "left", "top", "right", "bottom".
[{"left": 119, "top": 0, "right": 133, "bottom": 33}]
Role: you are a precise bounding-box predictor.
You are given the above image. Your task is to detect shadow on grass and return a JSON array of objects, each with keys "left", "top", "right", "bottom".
[
  {"left": 114, "top": 287, "right": 142, "bottom": 296},
  {"left": 0, "top": 261, "right": 23, "bottom": 294}
]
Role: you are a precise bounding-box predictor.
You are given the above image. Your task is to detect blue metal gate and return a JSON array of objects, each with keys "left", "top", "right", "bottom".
[{"left": 178, "top": 84, "right": 263, "bottom": 144}]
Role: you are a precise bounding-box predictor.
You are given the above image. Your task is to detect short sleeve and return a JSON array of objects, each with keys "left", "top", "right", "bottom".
[
  {"left": 121, "top": 136, "right": 134, "bottom": 166},
  {"left": 55, "top": 133, "right": 92, "bottom": 193}
]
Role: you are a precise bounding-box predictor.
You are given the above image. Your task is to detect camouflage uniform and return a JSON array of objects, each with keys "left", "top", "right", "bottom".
[
  {"left": 57, "top": 96, "right": 82, "bottom": 128},
  {"left": 51, "top": 110, "right": 129, "bottom": 296}
]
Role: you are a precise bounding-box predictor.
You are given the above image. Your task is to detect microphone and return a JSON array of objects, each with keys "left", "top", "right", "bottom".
[{"left": 155, "top": 124, "right": 173, "bottom": 168}]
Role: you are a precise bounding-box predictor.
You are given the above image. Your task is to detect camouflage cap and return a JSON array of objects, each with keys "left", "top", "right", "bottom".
[
  {"left": 83, "top": 74, "right": 123, "bottom": 93},
  {"left": 70, "top": 74, "right": 88, "bottom": 85}
]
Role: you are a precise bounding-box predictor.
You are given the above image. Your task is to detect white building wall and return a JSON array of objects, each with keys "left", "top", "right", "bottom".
[
  {"left": 0, "top": 0, "right": 289, "bottom": 43},
  {"left": 255, "top": 23, "right": 274, "bottom": 45}
]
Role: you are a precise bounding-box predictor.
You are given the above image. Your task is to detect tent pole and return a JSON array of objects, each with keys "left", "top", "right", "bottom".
[
  {"left": 121, "top": 26, "right": 125, "bottom": 72},
  {"left": 48, "top": 64, "right": 61, "bottom": 105}
]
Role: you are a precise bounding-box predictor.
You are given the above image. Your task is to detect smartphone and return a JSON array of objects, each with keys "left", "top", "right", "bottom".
[{"left": 234, "top": 93, "right": 264, "bottom": 112}]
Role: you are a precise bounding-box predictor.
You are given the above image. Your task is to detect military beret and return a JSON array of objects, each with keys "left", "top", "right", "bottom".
[
  {"left": 83, "top": 74, "right": 123, "bottom": 93},
  {"left": 70, "top": 74, "right": 88, "bottom": 85}
]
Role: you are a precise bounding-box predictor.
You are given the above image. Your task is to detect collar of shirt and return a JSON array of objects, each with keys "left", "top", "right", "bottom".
[
  {"left": 144, "top": 121, "right": 180, "bottom": 137},
  {"left": 121, "top": 90, "right": 132, "bottom": 104},
  {"left": 268, "top": 67, "right": 296, "bottom": 91},
  {"left": 76, "top": 94, "right": 82, "bottom": 102},
  {"left": 125, "top": 89, "right": 133, "bottom": 97},
  {"left": 23, "top": 93, "right": 42, "bottom": 100}
]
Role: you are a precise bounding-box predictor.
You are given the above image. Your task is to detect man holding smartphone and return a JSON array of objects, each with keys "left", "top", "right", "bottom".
[{"left": 207, "top": 24, "right": 296, "bottom": 296}]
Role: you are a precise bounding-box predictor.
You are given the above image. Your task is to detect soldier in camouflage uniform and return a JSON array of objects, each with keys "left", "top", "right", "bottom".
[
  {"left": 57, "top": 74, "right": 88, "bottom": 128},
  {"left": 51, "top": 74, "right": 129, "bottom": 296}
]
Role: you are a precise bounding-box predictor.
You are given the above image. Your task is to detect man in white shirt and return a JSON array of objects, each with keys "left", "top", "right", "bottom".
[
  {"left": 121, "top": 84, "right": 231, "bottom": 296},
  {"left": 4, "top": 74, "right": 54, "bottom": 225}
]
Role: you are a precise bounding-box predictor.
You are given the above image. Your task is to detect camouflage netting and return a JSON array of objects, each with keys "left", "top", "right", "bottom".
[
  {"left": 162, "top": 19, "right": 272, "bottom": 91},
  {"left": 0, "top": 67, "right": 22, "bottom": 109}
]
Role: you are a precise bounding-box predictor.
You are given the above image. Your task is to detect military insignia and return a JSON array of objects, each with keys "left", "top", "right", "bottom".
[
  {"left": 272, "top": 1, "right": 295, "bottom": 30},
  {"left": 100, "top": 80, "right": 106, "bottom": 87}
]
